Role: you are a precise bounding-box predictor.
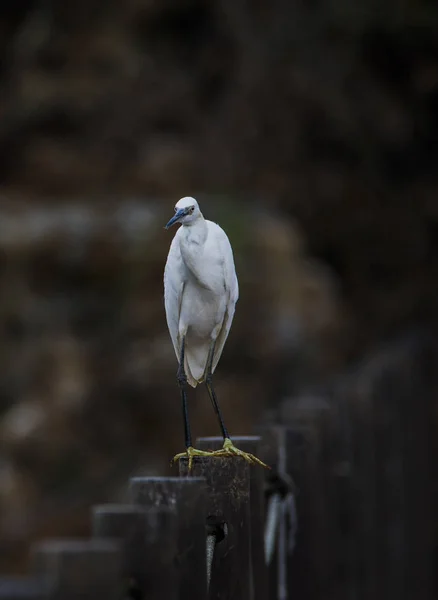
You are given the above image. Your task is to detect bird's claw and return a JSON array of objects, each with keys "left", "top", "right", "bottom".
[
  {"left": 211, "top": 438, "right": 271, "bottom": 469},
  {"left": 171, "top": 446, "right": 217, "bottom": 472},
  {"left": 171, "top": 439, "right": 270, "bottom": 471}
]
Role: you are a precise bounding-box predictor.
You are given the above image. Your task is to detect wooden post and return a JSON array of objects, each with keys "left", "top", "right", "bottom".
[
  {"left": 283, "top": 397, "right": 339, "bottom": 600},
  {"left": 338, "top": 335, "right": 436, "bottom": 600},
  {"left": 197, "top": 436, "right": 267, "bottom": 600},
  {"left": 92, "top": 504, "right": 178, "bottom": 600},
  {"left": 179, "top": 456, "right": 251, "bottom": 600},
  {"left": 31, "top": 539, "right": 122, "bottom": 600},
  {"left": 259, "top": 425, "right": 306, "bottom": 600},
  {"left": 129, "top": 476, "right": 207, "bottom": 600},
  {"left": 0, "top": 577, "right": 46, "bottom": 599}
]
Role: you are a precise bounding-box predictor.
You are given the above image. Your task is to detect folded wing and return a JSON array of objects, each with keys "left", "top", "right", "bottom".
[
  {"left": 164, "top": 230, "right": 185, "bottom": 362},
  {"left": 211, "top": 224, "right": 239, "bottom": 373}
]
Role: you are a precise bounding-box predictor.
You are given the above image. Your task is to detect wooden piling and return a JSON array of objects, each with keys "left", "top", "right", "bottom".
[
  {"left": 337, "top": 335, "right": 436, "bottom": 600},
  {"left": 92, "top": 504, "right": 178, "bottom": 600},
  {"left": 259, "top": 425, "right": 306, "bottom": 600},
  {"left": 197, "top": 436, "right": 267, "bottom": 600},
  {"left": 129, "top": 476, "right": 207, "bottom": 600},
  {"left": 31, "top": 539, "right": 122, "bottom": 600},
  {"left": 179, "top": 456, "right": 251, "bottom": 600}
]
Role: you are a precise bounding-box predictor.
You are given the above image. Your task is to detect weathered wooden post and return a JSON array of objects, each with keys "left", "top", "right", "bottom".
[
  {"left": 337, "top": 334, "right": 436, "bottom": 600},
  {"left": 129, "top": 477, "right": 207, "bottom": 600},
  {"left": 179, "top": 456, "right": 251, "bottom": 600},
  {"left": 259, "top": 425, "right": 303, "bottom": 600},
  {"left": 92, "top": 504, "right": 178, "bottom": 600},
  {"left": 277, "top": 398, "right": 336, "bottom": 600},
  {"left": 0, "top": 577, "right": 46, "bottom": 600},
  {"left": 197, "top": 436, "right": 267, "bottom": 600},
  {"left": 31, "top": 539, "right": 122, "bottom": 600},
  {"left": 328, "top": 376, "right": 363, "bottom": 600}
]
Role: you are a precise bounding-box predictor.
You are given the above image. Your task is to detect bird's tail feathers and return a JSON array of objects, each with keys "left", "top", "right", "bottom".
[
  {"left": 184, "top": 341, "right": 210, "bottom": 388},
  {"left": 184, "top": 355, "right": 198, "bottom": 388}
]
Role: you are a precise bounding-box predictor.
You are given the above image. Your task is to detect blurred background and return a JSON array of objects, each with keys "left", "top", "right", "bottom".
[{"left": 0, "top": 0, "right": 437, "bottom": 581}]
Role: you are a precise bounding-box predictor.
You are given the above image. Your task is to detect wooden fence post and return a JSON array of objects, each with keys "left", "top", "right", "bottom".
[
  {"left": 179, "top": 456, "right": 251, "bottom": 600},
  {"left": 258, "top": 425, "right": 304, "bottom": 600},
  {"left": 31, "top": 539, "right": 122, "bottom": 600},
  {"left": 92, "top": 504, "right": 178, "bottom": 600},
  {"left": 335, "top": 335, "right": 436, "bottom": 600},
  {"left": 0, "top": 577, "right": 46, "bottom": 600},
  {"left": 196, "top": 436, "right": 267, "bottom": 600},
  {"left": 277, "top": 399, "right": 337, "bottom": 600},
  {"left": 129, "top": 476, "right": 207, "bottom": 600}
]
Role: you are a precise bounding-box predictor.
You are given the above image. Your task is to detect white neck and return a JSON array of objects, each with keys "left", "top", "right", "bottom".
[
  {"left": 179, "top": 215, "right": 211, "bottom": 287},
  {"left": 181, "top": 214, "right": 207, "bottom": 246}
]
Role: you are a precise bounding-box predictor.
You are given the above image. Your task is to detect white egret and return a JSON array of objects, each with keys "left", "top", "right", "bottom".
[{"left": 164, "top": 196, "right": 268, "bottom": 470}]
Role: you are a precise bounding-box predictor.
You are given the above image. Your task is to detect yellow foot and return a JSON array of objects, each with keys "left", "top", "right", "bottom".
[
  {"left": 171, "top": 446, "right": 217, "bottom": 472},
  {"left": 211, "top": 438, "right": 270, "bottom": 469}
]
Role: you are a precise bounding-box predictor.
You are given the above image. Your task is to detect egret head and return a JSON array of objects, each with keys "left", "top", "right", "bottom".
[{"left": 165, "top": 197, "right": 201, "bottom": 229}]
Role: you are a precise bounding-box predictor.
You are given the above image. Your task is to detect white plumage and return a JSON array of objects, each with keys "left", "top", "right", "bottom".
[{"left": 164, "top": 197, "right": 239, "bottom": 387}]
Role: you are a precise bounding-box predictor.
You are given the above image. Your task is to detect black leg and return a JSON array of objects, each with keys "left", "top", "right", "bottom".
[
  {"left": 205, "top": 342, "right": 230, "bottom": 440},
  {"left": 177, "top": 337, "right": 192, "bottom": 448}
]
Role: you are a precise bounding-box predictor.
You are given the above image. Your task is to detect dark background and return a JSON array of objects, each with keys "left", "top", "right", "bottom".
[{"left": 0, "top": 0, "right": 437, "bottom": 576}]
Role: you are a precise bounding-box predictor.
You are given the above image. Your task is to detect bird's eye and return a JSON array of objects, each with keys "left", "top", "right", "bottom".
[{"left": 189, "top": 206, "right": 194, "bottom": 213}]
